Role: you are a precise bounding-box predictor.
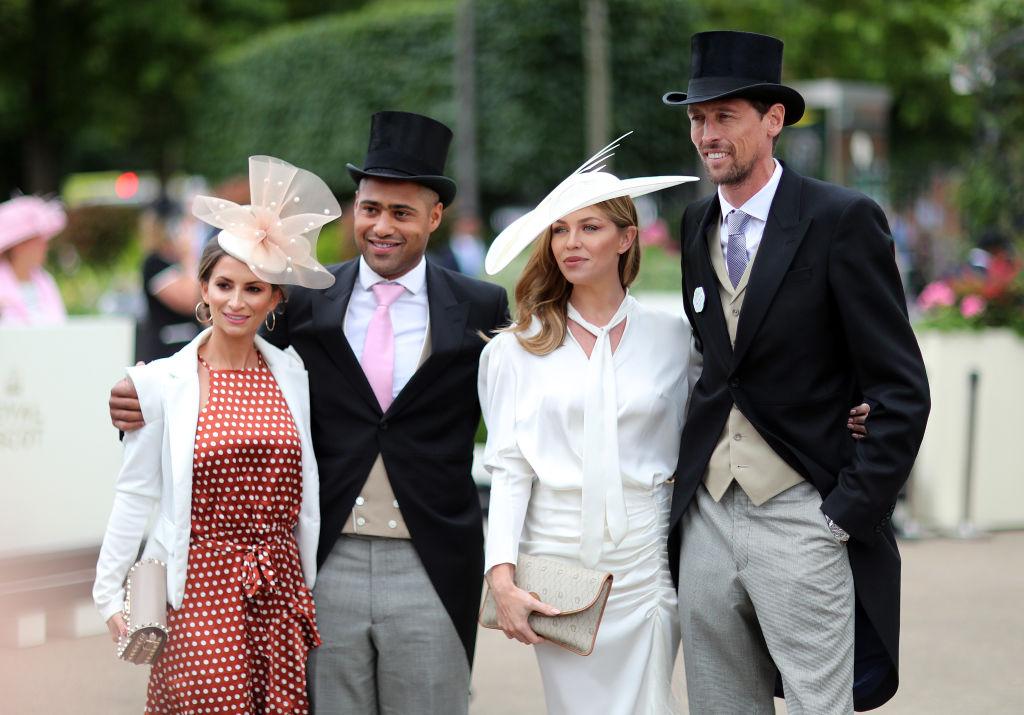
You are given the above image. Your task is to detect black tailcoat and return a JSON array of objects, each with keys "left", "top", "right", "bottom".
[
  {"left": 669, "top": 165, "right": 930, "bottom": 710},
  {"left": 264, "top": 258, "right": 509, "bottom": 665}
]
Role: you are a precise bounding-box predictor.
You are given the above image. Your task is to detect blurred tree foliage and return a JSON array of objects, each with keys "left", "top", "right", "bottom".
[
  {"left": 949, "top": 0, "right": 1024, "bottom": 235},
  {"left": 186, "top": 0, "right": 701, "bottom": 220},
  {"left": 186, "top": 1, "right": 455, "bottom": 199},
  {"left": 474, "top": 0, "right": 701, "bottom": 206},
  {"left": 0, "top": 0, "right": 373, "bottom": 198},
  {"left": 0, "top": 0, "right": 293, "bottom": 196},
  {"left": 53, "top": 205, "right": 140, "bottom": 268},
  {"left": 2, "top": 0, "right": 1016, "bottom": 247}
]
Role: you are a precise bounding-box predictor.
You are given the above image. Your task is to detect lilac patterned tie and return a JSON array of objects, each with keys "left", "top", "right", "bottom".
[
  {"left": 361, "top": 282, "right": 406, "bottom": 411},
  {"left": 725, "top": 209, "right": 751, "bottom": 288}
]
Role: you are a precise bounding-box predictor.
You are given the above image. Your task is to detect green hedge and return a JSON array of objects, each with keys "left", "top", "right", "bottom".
[
  {"left": 186, "top": 1, "right": 455, "bottom": 195},
  {"left": 474, "top": 0, "right": 701, "bottom": 204},
  {"left": 186, "top": 0, "right": 702, "bottom": 221},
  {"left": 43, "top": 205, "right": 142, "bottom": 314},
  {"left": 50, "top": 204, "right": 140, "bottom": 268}
]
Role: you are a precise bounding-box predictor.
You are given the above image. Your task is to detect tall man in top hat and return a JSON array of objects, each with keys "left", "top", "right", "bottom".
[
  {"left": 663, "top": 32, "right": 930, "bottom": 713},
  {"left": 110, "top": 111, "right": 509, "bottom": 713}
]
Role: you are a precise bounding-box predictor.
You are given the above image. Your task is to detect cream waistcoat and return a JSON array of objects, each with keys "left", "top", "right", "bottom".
[{"left": 703, "top": 227, "right": 803, "bottom": 505}]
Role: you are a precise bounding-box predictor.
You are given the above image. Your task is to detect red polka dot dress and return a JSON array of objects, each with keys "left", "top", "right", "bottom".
[{"left": 146, "top": 355, "right": 321, "bottom": 714}]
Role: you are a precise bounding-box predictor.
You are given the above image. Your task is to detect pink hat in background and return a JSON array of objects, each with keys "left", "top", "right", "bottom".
[{"left": 0, "top": 195, "right": 68, "bottom": 253}]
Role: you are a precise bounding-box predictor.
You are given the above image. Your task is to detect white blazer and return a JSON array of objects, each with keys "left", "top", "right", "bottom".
[{"left": 93, "top": 329, "right": 320, "bottom": 622}]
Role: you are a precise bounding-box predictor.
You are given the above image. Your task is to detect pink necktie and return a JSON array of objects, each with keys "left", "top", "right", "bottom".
[{"left": 361, "top": 282, "right": 406, "bottom": 411}]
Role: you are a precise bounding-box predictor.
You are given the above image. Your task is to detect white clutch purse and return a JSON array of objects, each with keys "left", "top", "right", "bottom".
[
  {"left": 116, "top": 558, "right": 170, "bottom": 665},
  {"left": 479, "top": 553, "right": 613, "bottom": 656}
]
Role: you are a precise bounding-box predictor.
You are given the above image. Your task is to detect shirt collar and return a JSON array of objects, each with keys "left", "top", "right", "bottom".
[
  {"left": 358, "top": 255, "right": 427, "bottom": 295},
  {"left": 718, "top": 159, "right": 783, "bottom": 225}
]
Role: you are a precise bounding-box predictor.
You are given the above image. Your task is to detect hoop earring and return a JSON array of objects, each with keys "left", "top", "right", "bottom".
[
  {"left": 265, "top": 311, "right": 276, "bottom": 332},
  {"left": 195, "top": 301, "right": 212, "bottom": 325}
]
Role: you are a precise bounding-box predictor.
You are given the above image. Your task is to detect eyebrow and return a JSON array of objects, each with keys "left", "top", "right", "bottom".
[
  {"left": 212, "top": 276, "right": 265, "bottom": 286},
  {"left": 555, "top": 215, "right": 605, "bottom": 224},
  {"left": 358, "top": 199, "right": 418, "bottom": 213}
]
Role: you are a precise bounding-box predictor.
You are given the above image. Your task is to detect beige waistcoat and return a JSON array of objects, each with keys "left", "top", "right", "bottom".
[
  {"left": 703, "top": 226, "right": 803, "bottom": 506},
  {"left": 341, "top": 322, "right": 432, "bottom": 538}
]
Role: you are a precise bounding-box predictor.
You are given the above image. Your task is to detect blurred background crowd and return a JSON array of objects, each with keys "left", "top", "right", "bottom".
[{"left": 0, "top": 0, "right": 1021, "bottom": 341}]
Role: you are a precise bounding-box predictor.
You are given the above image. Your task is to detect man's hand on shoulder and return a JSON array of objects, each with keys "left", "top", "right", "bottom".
[{"left": 110, "top": 362, "right": 145, "bottom": 432}]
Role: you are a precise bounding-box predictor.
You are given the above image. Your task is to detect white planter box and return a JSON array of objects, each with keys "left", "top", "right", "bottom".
[
  {"left": 912, "top": 328, "right": 1024, "bottom": 531},
  {"left": 0, "top": 317, "right": 134, "bottom": 557}
]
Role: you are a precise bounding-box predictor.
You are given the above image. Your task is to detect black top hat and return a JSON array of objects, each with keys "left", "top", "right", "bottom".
[
  {"left": 347, "top": 111, "right": 457, "bottom": 206},
  {"left": 662, "top": 31, "right": 805, "bottom": 125}
]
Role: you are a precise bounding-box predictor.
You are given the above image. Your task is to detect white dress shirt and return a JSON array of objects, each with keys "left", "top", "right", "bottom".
[
  {"left": 718, "top": 159, "right": 784, "bottom": 265},
  {"left": 479, "top": 296, "right": 700, "bottom": 573},
  {"left": 344, "top": 256, "right": 429, "bottom": 400}
]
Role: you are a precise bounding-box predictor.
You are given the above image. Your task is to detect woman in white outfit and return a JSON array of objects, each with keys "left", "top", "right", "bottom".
[{"left": 479, "top": 137, "right": 699, "bottom": 714}]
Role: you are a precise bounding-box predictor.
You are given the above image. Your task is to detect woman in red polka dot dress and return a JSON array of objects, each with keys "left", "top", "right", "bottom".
[{"left": 95, "top": 156, "right": 342, "bottom": 713}]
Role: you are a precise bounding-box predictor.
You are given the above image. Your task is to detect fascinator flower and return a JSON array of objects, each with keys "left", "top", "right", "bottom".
[{"left": 192, "top": 156, "right": 341, "bottom": 289}]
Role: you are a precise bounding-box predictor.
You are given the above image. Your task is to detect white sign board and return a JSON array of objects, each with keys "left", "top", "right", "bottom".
[{"left": 0, "top": 317, "right": 133, "bottom": 557}]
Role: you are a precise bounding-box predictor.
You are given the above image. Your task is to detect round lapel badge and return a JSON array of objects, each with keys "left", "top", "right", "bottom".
[{"left": 693, "top": 286, "right": 706, "bottom": 313}]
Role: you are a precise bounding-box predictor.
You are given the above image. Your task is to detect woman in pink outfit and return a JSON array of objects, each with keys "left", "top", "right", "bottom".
[{"left": 0, "top": 195, "right": 67, "bottom": 326}]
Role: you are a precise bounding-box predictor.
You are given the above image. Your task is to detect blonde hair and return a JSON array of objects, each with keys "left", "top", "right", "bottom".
[{"left": 507, "top": 196, "right": 641, "bottom": 356}]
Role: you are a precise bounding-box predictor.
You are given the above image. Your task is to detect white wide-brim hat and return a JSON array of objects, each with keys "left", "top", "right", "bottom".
[
  {"left": 485, "top": 134, "right": 698, "bottom": 275},
  {"left": 192, "top": 155, "right": 341, "bottom": 289}
]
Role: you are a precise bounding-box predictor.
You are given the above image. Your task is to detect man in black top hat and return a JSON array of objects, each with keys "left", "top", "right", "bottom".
[
  {"left": 270, "top": 111, "right": 507, "bottom": 713},
  {"left": 111, "top": 111, "right": 509, "bottom": 714},
  {"left": 663, "top": 31, "right": 930, "bottom": 712}
]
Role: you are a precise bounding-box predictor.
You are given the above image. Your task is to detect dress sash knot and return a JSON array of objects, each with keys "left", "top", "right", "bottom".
[{"left": 196, "top": 534, "right": 282, "bottom": 599}]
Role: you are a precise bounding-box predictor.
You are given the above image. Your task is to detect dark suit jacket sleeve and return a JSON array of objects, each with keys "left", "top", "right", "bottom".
[
  {"left": 494, "top": 286, "right": 511, "bottom": 331},
  {"left": 821, "top": 197, "right": 930, "bottom": 542}
]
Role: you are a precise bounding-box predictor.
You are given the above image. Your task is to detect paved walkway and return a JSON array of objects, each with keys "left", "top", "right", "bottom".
[{"left": 3, "top": 531, "right": 1022, "bottom": 713}]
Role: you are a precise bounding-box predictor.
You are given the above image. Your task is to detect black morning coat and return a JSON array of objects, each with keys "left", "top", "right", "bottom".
[
  {"left": 669, "top": 164, "right": 930, "bottom": 711},
  {"left": 263, "top": 258, "right": 509, "bottom": 666}
]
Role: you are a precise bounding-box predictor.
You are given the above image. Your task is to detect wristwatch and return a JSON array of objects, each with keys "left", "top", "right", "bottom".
[{"left": 825, "top": 516, "right": 850, "bottom": 543}]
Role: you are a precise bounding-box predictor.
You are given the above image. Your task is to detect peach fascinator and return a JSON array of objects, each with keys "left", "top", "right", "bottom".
[{"left": 192, "top": 156, "right": 341, "bottom": 289}]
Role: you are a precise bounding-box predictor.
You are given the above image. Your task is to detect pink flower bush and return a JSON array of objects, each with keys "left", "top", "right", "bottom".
[
  {"left": 916, "top": 255, "right": 1024, "bottom": 336},
  {"left": 960, "top": 294, "right": 986, "bottom": 318},
  {"left": 917, "top": 281, "right": 956, "bottom": 311}
]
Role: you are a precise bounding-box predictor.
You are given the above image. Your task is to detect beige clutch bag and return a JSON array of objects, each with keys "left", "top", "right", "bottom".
[
  {"left": 479, "top": 554, "right": 613, "bottom": 656},
  {"left": 117, "top": 558, "right": 170, "bottom": 665}
]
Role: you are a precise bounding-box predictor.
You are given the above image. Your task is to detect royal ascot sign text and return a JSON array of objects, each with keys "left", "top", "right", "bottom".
[
  {"left": 0, "top": 370, "right": 44, "bottom": 451},
  {"left": 0, "top": 318, "right": 133, "bottom": 556}
]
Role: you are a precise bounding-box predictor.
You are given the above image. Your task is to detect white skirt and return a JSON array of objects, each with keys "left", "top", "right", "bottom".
[{"left": 520, "top": 481, "right": 679, "bottom": 715}]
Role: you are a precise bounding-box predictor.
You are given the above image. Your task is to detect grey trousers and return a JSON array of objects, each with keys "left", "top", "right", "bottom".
[
  {"left": 678, "top": 481, "right": 855, "bottom": 715},
  {"left": 308, "top": 535, "right": 470, "bottom": 715}
]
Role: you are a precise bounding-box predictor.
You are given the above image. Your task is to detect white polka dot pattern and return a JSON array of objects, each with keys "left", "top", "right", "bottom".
[{"left": 146, "top": 359, "right": 320, "bottom": 714}]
